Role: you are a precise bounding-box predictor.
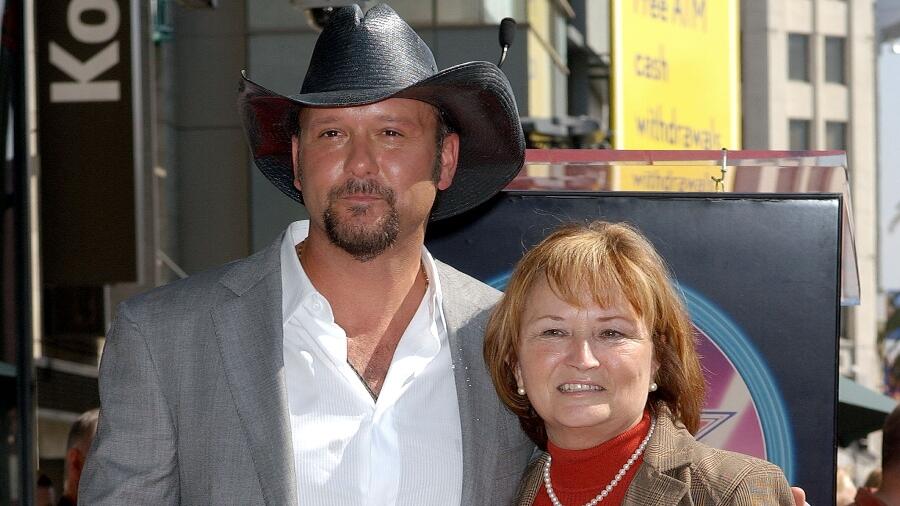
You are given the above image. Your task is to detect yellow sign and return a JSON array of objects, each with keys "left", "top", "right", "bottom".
[
  {"left": 613, "top": 164, "right": 735, "bottom": 192},
  {"left": 612, "top": 0, "right": 741, "bottom": 190}
]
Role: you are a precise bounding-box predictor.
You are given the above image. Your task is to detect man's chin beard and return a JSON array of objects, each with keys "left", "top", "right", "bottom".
[{"left": 323, "top": 206, "right": 400, "bottom": 262}]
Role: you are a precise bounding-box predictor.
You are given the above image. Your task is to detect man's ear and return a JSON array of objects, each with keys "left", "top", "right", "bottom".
[
  {"left": 436, "top": 132, "right": 459, "bottom": 191},
  {"left": 291, "top": 134, "right": 302, "bottom": 193}
]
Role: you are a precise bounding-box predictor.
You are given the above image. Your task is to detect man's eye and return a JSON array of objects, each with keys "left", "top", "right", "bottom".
[
  {"left": 384, "top": 129, "right": 402, "bottom": 137},
  {"left": 320, "top": 129, "right": 340, "bottom": 138}
]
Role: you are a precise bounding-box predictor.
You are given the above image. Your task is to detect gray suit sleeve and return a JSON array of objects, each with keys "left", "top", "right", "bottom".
[{"left": 79, "top": 302, "right": 180, "bottom": 504}]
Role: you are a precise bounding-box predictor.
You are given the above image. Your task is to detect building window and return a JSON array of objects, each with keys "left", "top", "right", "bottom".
[
  {"left": 789, "top": 119, "right": 811, "bottom": 150},
  {"left": 826, "top": 121, "right": 848, "bottom": 150},
  {"left": 825, "top": 37, "right": 846, "bottom": 84},
  {"left": 788, "top": 33, "right": 810, "bottom": 81}
]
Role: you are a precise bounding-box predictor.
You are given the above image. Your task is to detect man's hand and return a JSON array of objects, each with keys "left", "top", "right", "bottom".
[{"left": 791, "top": 486, "right": 806, "bottom": 506}]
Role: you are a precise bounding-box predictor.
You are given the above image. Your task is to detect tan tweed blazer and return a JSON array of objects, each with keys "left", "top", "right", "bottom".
[{"left": 514, "top": 411, "right": 794, "bottom": 505}]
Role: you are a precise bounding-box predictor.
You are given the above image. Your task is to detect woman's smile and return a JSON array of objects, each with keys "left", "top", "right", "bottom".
[{"left": 557, "top": 382, "right": 604, "bottom": 393}]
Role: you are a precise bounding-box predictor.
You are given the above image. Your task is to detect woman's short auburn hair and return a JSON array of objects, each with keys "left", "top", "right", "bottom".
[{"left": 483, "top": 221, "right": 706, "bottom": 448}]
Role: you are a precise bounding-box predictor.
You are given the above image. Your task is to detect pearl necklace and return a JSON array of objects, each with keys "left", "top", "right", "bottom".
[{"left": 542, "top": 417, "right": 656, "bottom": 506}]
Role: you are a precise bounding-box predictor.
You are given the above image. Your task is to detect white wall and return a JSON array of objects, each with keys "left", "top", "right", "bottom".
[{"left": 878, "top": 36, "right": 900, "bottom": 293}]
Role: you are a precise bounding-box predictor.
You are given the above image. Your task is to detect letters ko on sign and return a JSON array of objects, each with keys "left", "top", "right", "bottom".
[{"left": 50, "top": 0, "right": 121, "bottom": 103}]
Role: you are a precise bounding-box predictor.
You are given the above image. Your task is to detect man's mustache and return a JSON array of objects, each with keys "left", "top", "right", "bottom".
[{"left": 329, "top": 179, "right": 396, "bottom": 205}]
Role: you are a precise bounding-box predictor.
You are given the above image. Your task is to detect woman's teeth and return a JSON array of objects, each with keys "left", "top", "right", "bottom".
[{"left": 558, "top": 383, "right": 602, "bottom": 393}]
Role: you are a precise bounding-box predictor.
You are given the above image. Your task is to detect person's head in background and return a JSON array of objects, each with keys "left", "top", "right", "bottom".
[
  {"left": 35, "top": 473, "right": 55, "bottom": 506},
  {"left": 63, "top": 408, "right": 99, "bottom": 504}
]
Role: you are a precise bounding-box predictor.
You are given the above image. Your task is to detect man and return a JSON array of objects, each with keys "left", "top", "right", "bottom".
[
  {"left": 80, "top": 4, "right": 533, "bottom": 505},
  {"left": 58, "top": 409, "right": 99, "bottom": 506},
  {"left": 852, "top": 404, "right": 900, "bottom": 505}
]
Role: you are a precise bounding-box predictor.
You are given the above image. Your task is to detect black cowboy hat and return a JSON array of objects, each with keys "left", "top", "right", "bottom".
[{"left": 237, "top": 3, "right": 525, "bottom": 221}]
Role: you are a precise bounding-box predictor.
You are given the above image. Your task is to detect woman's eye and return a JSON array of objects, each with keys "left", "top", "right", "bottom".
[
  {"left": 540, "top": 328, "right": 567, "bottom": 338},
  {"left": 599, "top": 329, "right": 626, "bottom": 339}
]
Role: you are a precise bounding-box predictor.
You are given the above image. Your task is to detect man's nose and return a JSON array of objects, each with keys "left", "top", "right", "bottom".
[
  {"left": 345, "top": 138, "right": 379, "bottom": 178},
  {"left": 567, "top": 337, "right": 601, "bottom": 370}
]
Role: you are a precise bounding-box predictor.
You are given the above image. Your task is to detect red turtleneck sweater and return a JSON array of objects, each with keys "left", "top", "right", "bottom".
[{"left": 533, "top": 411, "right": 651, "bottom": 506}]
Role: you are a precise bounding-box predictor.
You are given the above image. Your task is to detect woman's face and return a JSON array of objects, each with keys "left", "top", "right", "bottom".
[{"left": 515, "top": 278, "right": 658, "bottom": 450}]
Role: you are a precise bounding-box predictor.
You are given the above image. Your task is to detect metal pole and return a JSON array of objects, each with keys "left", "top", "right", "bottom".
[{"left": 13, "top": 0, "right": 36, "bottom": 502}]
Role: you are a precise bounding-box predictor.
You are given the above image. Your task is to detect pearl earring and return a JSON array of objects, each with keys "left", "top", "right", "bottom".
[
  {"left": 649, "top": 382, "right": 658, "bottom": 392},
  {"left": 517, "top": 387, "right": 526, "bottom": 396}
]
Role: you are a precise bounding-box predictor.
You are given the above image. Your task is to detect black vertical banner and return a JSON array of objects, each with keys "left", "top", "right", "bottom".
[
  {"left": 36, "top": 0, "right": 136, "bottom": 284},
  {"left": 427, "top": 192, "right": 841, "bottom": 506}
]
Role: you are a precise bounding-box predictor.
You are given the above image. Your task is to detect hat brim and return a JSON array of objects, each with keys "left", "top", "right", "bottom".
[{"left": 238, "top": 61, "right": 525, "bottom": 221}]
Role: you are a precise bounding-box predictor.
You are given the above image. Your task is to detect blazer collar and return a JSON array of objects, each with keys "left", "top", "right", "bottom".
[
  {"left": 218, "top": 234, "right": 282, "bottom": 296},
  {"left": 438, "top": 261, "right": 503, "bottom": 505},
  {"left": 517, "top": 413, "right": 694, "bottom": 506},
  {"left": 623, "top": 412, "right": 692, "bottom": 504},
  {"left": 212, "top": 234, "right": 298, "bottom": 506}
]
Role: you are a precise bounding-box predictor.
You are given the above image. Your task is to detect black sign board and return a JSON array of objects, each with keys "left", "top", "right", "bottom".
[
  {"left": 35, "top": 0, "right": 136, "bottom": 284},
  {"left": 427, "top": 192, "right": 841, "bottom": 505}
]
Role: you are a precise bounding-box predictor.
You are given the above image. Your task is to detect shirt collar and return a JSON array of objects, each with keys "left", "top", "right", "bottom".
[
  {"left": 279, "top": 220, "right": 444, "bottom": 327},
  {"left": 281, "top": 220, "right": 314, "bottom": 326}
]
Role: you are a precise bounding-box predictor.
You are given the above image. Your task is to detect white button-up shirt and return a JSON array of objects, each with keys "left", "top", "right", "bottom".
[{"left": 280, "top": 221, "right": 463, "bottom": 506}]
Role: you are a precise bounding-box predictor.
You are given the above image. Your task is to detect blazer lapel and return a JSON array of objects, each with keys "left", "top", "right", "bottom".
[
  {"left": 623, "top": 462, "right": 690, "bottom": 505},
  {"left": 439, "top": 263, "right": 502, "bottom": 505},
  {"left": 624, "top": 414, "right": 691, "bottom": 505},
  {"left": 212, "top": 239, "right": 298, "bottom": 506}
]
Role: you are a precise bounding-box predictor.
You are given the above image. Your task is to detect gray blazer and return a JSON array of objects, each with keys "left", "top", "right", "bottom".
[{"left": 80, "top": 235, "right": 534, "bottom": 505}]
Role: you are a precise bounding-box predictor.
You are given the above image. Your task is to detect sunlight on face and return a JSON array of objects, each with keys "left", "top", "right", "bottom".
[
  {"left": 293, "top": 98, "right": 458, "bottom": 260},
  {"left": 515, "top": 278, "right": 658, "bottom": 450}
]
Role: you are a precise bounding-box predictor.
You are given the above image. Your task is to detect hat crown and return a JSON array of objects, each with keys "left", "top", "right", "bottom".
[{"left": 300, "top": 4, "right": 438, "bottom": 94}]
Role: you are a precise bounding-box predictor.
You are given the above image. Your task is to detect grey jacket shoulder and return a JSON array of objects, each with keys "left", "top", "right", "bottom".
[
  {"left": 434, "top": 259, "right": 502, "bottom": 308},
  {"left": 433, "top": 259, "right": 502, "bottom": 345},
  {"left": 117, "top": 241, "right": 279, "bottom": 326}
]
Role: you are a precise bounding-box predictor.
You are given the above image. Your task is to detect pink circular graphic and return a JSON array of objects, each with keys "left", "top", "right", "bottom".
[{"left": 693, "top": 325, "right": 767, "bottom": 459}]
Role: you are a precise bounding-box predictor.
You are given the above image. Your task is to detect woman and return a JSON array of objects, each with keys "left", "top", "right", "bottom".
[{"left": 484, "top": 221, "right": 794, "bottom": 505}]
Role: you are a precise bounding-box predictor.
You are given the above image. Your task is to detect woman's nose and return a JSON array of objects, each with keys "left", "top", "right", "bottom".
[{"left": 567, "top": 337, "right": 601, "bottom": 370}]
